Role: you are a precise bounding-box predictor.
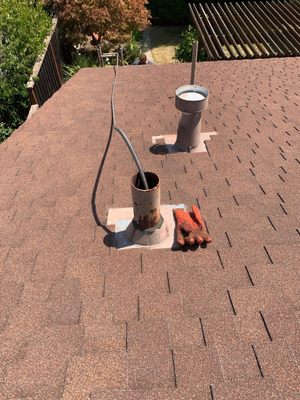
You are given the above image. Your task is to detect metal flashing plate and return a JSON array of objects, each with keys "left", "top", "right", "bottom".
[
  {"left": 151, "top": 131, "right": 217, "bottom": 154},
  {"left": 107, "top": 204, "right": 186, "bottom": 250}
]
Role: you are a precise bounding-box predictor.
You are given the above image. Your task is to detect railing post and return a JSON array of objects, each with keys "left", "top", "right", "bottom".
[
  {"left": 27, "top": 86, "right": 38, "bottom": 106},
  {"left": 97, "top": 43, "right": 104, "bottom": 67},
  {"left": 49, "top": 40, "right": 63, "bottom": 85}
]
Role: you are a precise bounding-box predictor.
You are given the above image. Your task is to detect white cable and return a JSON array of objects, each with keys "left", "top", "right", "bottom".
[{"left": 110, "top": 53, "right": 149, "bottom": 190}]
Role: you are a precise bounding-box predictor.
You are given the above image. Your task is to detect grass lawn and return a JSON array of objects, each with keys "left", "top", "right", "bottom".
[{"left": 145, "top": 26, "right": 186, "bottom": 64}]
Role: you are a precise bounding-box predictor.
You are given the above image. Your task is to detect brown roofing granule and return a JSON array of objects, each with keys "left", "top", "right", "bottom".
[{"left": 0, "top": 57, "right": 299, "bottom": 398}]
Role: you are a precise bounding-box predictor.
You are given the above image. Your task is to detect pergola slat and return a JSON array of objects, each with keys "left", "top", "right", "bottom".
[
  {"left": 285, "top": 1, "right": 300, "bottom": 19},
  {"left": 252, "top": 1, "right": 294, "bottom": 55},
  {"left": 217, "top": 3, "right": 253, "bottom": 57},
  {"left": 277, "top": 1, "right": 300, "bottom": 28},
  {"left": 232, "top": 2, "right": 270, "bottom": 56},
  {"left": 224, "top": 2, "right": 262, "bottom": 56},
  {"left": 197, "top": 3, "right": 228, "bottom": 59},
  {"left": 192, "top": 3, "right": 222, "bottom": 59},
  {"left": 235, "top": 2, "right": 276, "bottom": 56},
  {"left": 246, "top": 1, "right": 286, "bottom": 56},
  {"left": 270, "top": 1, "right": 300, "bottom": 36},
  {"left": 188, "top": 3, "right": 214, "bottom": 59},
  {"left": 259, "top": 2, "right": 300, "bottom": 52},
  {"left": 189, "top": 1, "right": 300, "bottom": 60},
  {"left": 204, "top": 3, "right": 238, "bottom": 58},
  {"left": 211, "top": 3, "right": 243, "bottom": 58}
]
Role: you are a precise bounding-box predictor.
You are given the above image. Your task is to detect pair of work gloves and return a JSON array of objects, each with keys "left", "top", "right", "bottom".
[{"left": 173, "top": 205, "right": 212, "bottom": 246}]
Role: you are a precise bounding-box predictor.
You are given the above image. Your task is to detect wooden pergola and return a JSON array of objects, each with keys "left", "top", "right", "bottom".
[{"left": 189, "top": 1, "right": 300, "bottom": 60}]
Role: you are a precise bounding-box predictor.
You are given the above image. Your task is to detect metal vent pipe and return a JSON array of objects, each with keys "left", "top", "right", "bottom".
[
  {"left": 174, "top": 41, "right": 209, "bottom": 152},
  {"left": 175, "top": 85, "right": 209, "bottom": 151}
]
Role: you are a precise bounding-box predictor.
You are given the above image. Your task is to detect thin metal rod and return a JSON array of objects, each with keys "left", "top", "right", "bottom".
[
  {"left": 191, "top": 41, "right": 198, "bottom": 85},
  {"left": 111, "top": 53, "right": 149, "bottom": 190},
  {"left": 96, "top": 44, "right": 104, "bottom": 67},
  {"left": 101, "top": 52, "right": 118, "bottom": 57}
]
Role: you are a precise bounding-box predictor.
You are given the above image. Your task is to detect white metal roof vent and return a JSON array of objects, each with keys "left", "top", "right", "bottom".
[{"left": 175, "top": 84, "right": 209, "bottom": 152}]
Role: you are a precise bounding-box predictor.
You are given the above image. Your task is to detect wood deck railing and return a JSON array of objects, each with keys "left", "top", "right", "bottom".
[{"left": 27, "top": 18, "right": 63, "bottom": 107}]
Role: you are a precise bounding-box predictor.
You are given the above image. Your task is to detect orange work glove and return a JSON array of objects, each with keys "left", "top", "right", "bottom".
[{"left": 173, "top": 205, "right": 212, "bottom": 246}]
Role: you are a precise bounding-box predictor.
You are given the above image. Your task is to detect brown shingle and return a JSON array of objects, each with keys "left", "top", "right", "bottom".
[
  {"left": 4, "top": 246, "right": 37, "bottom": 283},
  {"left": 91, "top": 387, "right": 211, "bottom": 400},
  {"left": 0, "top": 57, "right": 299, "bottom": 398},
  {"left": 167, "top": 314, "right": 204, "bottom": 349},
  {"left": 65, "top": 256, "right": 104, "bottom": 302},
  {"left": 216, "top": 341, "right": 261, "bottom": 381},
  {"left": 212, "top": 377, "right": 281, "bottom": 399},
  {"left": 5, "top": 357, "right": 67, "bottom": 398},
  {"left": 174, "top": 346, "right": 223, "bottom": 388},
  {"left": 81, "top": 299, "right": 125, "bottom": 353},
  {"left": 63, "top": 352, "right": 128, "bottom": 399},
  {"left": 140, "top": 293, "right": 183, "bottom": 321},
  {"left": 255, "top": 341, "right": 300, "bottom": 397},
  {"left": 127, "top": 349, "right": 174, "bottom": 390},
  {"left": 47, "top": 277, "right": 81, "bottom": 324},
  {"left": 201, "top": 313, "right": 240, "bottom": 346},
  {"left": 127, "top": 319, "right": 170, "bottom": 351},
  {"left": 234, "top": 312, "right": 270, "bottom": 344}
]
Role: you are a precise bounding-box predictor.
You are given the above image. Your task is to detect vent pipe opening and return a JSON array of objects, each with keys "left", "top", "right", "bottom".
[
  {"left": 133, "top": 172, "right": 159, "bottom": 191},
  {"left": 125, "top": 172, "right": 170, "bottom": 245}
]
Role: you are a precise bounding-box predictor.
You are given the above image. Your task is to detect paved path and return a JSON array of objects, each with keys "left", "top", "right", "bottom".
[{"left": 142, "top": 28, "right": 154, "bottom": 63}]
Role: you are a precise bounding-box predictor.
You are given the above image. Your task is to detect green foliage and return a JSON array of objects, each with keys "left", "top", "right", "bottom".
[
  {"left": 149, "top": 0, "right": 188, "bottom": 25},
  {"left": 0, "top": 123, "right": 13, "bottom": 143},
  {"left": 63, "top": 33, "right": 144, "bottom": 76},
  {"left": 132, "top": 30, "right": 142, "bottom": 42},
  {"left": 63, "top": 53, "right": 98, "bottom": 81},
  {"left": 123, "top": 34, "right": 143, "bottom": 64},
  {"left": 175, "top": 25, "right": 207, "bottom": 62},
  {"left": 0, "top": 0, "right": 51, "bottom": 141}
]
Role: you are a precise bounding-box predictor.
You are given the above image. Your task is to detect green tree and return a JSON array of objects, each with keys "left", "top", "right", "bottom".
[{"left": 45, "top": 0, "right": 150, "bottom": 46}]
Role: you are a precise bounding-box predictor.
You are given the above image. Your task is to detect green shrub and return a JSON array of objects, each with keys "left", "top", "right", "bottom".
[
  {"left": 0, "top": 123, "right": 13, "bottom": 142},
  {"left": 0, "top": 0, "right": 51, "bottom": 142},
  {"left": 123, "top": 34, "right": 143, "bottom": 65},
  {"left": 132, "top": 30, "right": 142, "bottom": 43},
  {"left": 175, "top": 25, "right": 207, "bottom": 62},
  {"left": 63, "top": 53, "right": 98, "bottom": 81}
]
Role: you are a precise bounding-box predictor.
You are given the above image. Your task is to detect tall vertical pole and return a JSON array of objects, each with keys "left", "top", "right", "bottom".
[
  {"left": 120, "top": 47, "right": 124, "bottom": 66},
  {"left": 97, "top": 43, "right": 104, "bottom": 67},
  {"left": 191, "top": 41, "right": 199, "bottom": 85}
]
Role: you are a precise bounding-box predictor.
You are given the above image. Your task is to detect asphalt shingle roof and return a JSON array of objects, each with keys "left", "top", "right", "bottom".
[{"left": 0, "top": 57, "right": 299, "bottom": 398}]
